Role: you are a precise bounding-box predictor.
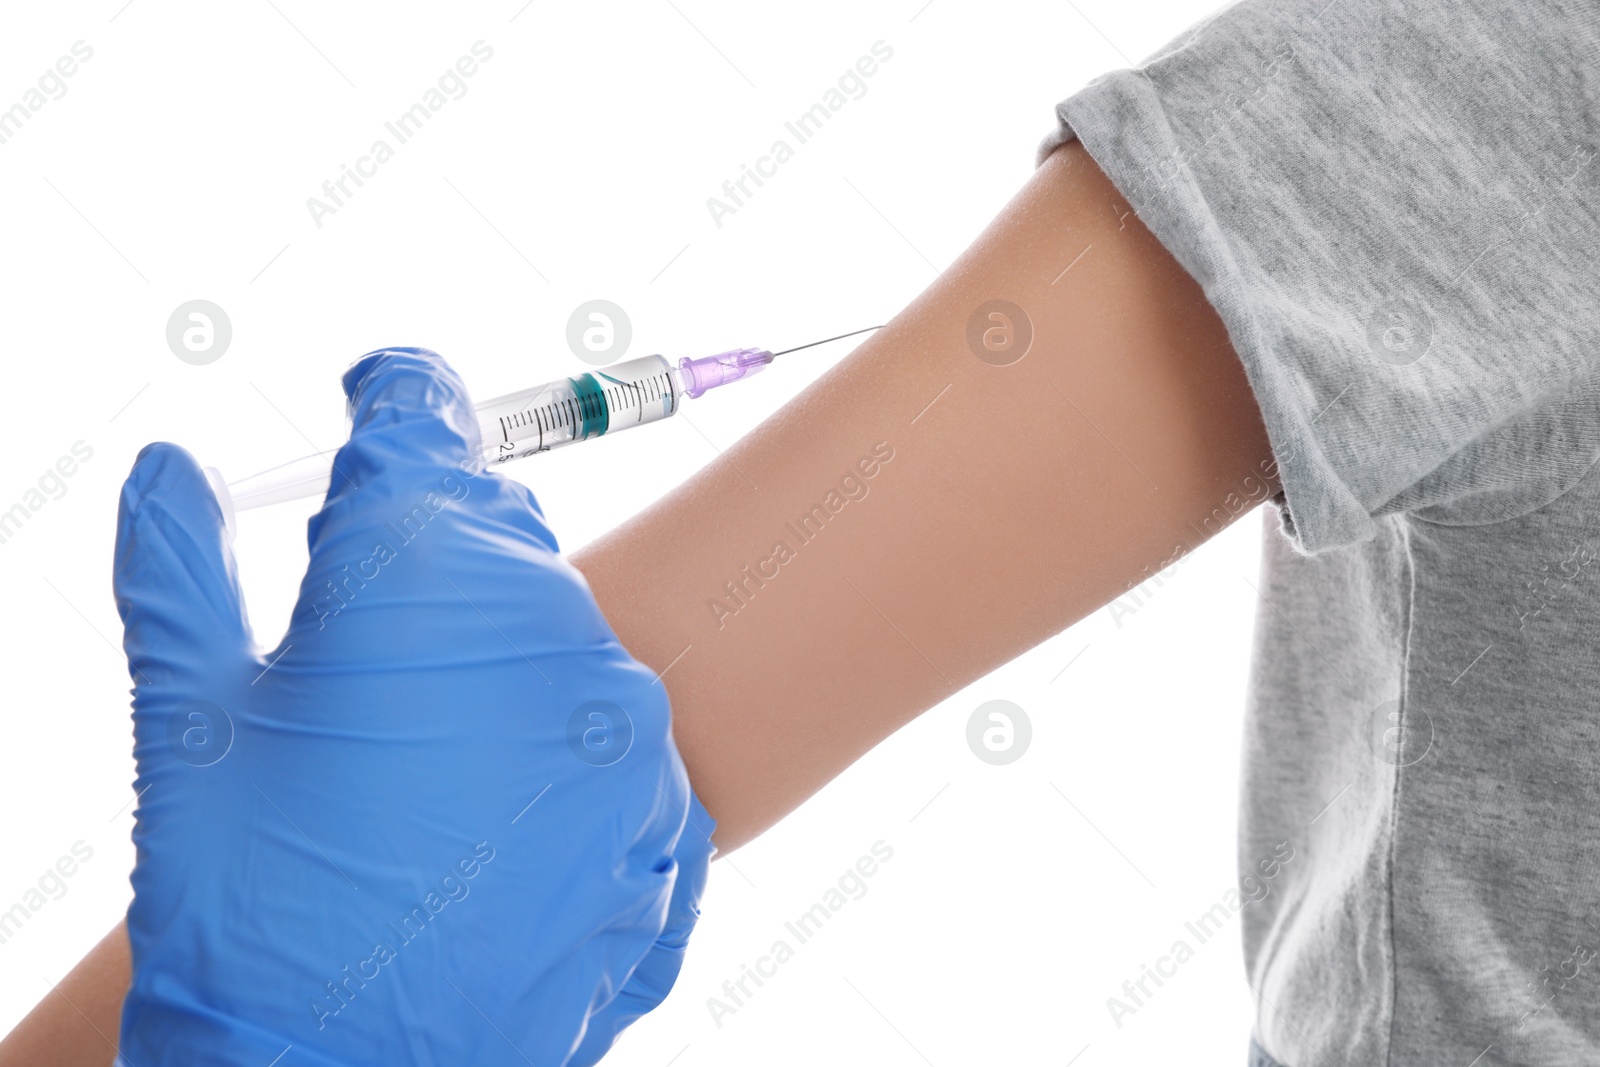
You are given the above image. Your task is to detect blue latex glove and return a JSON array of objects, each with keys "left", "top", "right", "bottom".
[
  {"left": 568, "top": 792, "right": 716, "bottom": 1066},
  {"left": 114, "top": 349, "right": 714, "bottom": 1065}
]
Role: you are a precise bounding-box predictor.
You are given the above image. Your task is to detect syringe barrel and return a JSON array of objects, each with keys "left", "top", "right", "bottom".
[
  {"left": 478, "top": 354, "right": 681, "bottom": 464},
  {"left": 224, "top": 354, "right": 685, "bottom": 514}
]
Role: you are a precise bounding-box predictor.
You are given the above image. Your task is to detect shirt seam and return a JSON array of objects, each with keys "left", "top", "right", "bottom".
[{"left": 1383, "top": 515, "right": 1419, "bottom": 1066}]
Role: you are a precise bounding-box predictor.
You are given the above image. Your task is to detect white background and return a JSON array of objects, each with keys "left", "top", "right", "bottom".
[{"left": 0, "top": 1, "right": 1271, "bottom": 1063}]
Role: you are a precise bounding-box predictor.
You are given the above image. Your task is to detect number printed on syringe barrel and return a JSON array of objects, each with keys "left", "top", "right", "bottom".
[{"left": 476, "top": 354, "right": 682, "bottom": 461}]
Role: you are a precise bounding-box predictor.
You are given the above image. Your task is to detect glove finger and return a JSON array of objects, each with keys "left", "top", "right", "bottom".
[
  {"left": 114, "top": 444, "right": 253, "bottom": 770},
  {"left": 290, "top": 347, "right": 573, "bottom": 638},
  {"left": 304, "top": 346, "right": 560, "bottom": 554},
  {"left": 307, "top": 347, "right": 481, "bottom": 544}
]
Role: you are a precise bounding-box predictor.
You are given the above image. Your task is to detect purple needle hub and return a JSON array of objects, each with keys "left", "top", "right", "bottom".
[{"left": 677, "top": 347, "right": 774, "bottom": 399}]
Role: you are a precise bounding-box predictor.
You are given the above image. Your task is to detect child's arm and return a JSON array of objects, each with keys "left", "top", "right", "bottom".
[
  {"left": 577, "top": 138, "right": 1277, "bottom": 851},
  {"left": 0, "top": 139, "right": 1276, "bottom": 1063}
]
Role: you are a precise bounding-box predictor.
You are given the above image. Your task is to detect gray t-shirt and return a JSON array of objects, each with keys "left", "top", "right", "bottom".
[{"left": 1038, "top": 1, "right": 1600, "bottom": 1063}]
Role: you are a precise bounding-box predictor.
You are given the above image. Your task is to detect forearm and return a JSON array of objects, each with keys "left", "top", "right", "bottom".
[
  {"left": 573, "top": 140, "right": 1274, "bottom": 852},
  {"left": 0, "top": 921, "right": 128, "bottom": 1066}
]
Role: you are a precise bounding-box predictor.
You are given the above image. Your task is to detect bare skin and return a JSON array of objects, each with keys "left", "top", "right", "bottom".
[
  {"left": 0, "top": 140, "right": 1276, "bottom": 1064},
  {"left": 2, "top": 924, "right": 131, "bottom": 1065}
]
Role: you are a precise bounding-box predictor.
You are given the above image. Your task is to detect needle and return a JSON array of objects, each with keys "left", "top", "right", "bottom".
[{"left": 770, "top": 324, "right": 886, "bottom": 357}]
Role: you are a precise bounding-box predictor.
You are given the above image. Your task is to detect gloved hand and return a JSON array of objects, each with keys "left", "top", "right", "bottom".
[{"left": 113, "top": 348, "right": 714, "bottom": 1066}]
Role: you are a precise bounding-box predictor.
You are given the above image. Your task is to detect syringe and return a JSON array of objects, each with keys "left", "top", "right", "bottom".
[{"left": 216, "top": 327, "right": 881, "bottom": 520}]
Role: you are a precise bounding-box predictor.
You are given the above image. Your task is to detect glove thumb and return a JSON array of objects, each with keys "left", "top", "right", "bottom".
[{"left": 114, "top": 443, "right": 253, "bottom": 763}]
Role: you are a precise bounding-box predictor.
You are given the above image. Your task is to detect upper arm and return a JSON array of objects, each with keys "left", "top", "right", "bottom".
[
  {"left": 0, "top": 143, "right": 1278, "bottom": 1063},
  {"left": 572, "top": 140, "right": 1276, "bottom": 851}
]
